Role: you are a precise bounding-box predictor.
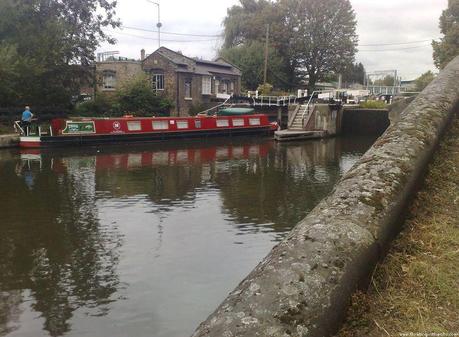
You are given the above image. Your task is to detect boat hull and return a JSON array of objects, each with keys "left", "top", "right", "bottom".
[{"left": 20, "top": 126, "right": 273, "bottom": 148}]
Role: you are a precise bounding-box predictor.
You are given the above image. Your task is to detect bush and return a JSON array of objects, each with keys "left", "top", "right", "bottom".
[
  {"left": 73, "top": 94, "right": 115, "bottom": 116},
  {"left": 116, "top": 75, "right": 173, "bottom": 116},
  {"left": 359, "top": 100, "right": 386, "bottom": 109},
  {"left": 257, "top": 83, "right": 273, "bottom": 95},
  {"left": 73, "top": 74, "right": 173, "bottom": 117}
]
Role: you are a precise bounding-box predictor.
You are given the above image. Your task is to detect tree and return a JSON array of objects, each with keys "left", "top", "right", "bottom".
[
  {"left": 0, "top": 0, "right": 120, "bottom": 107},
  {"left": 373, "top": 75, "right": 396, "bottom": 87},
  {"left": 221, "top": 0, "right": 358, "bottom": 92},
  {"left": 414, "top": 71, "right": 436, "bottom": 92},
  {"left": 0, "top": 43, "right": 20, "bottom": 105},
  {"left": 342, "top": 62, "right": 366, "bottom": 86},
  {"left": 432, "top": 0, "right": 459, "bottom": 69},
  {"left": 293, "top": 0, "right": 358, "bottom": 91},
  {"left": 222, "top": 0, "right": 301, "bottom": 90},
  {"left": 220, "top": 41, "right": 285, "bottom": 90}
]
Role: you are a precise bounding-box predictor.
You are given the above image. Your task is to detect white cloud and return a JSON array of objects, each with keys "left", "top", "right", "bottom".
[{"left": 97, "top": 0, "right": 447, "bottom": 80}]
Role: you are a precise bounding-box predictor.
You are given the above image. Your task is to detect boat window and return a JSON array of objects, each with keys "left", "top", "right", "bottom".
[
  {"left": 216, "top": 119, "right": 229, "bottom": 127},
  {"left": 195, "top": 120, "right": 201, "bottom": 128},
  {"left": 232, "top": 118, "right": 244, "bottom": 127},
  {"left": 249, "top": 118, "right": 261, "bottom": 126},
  {"left": 127, "top": 121, "right": 142, "bottom": 131},
  {"left": 177, "top": 120, "right": 189, "bottom": 129},
  {"left": 152, "top": 120, "right": 169, "bottom": 130}
]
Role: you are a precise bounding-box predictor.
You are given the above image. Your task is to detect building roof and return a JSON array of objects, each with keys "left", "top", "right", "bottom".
[{"left": 148, "top": 46, "right": 241, "bottom": 77}]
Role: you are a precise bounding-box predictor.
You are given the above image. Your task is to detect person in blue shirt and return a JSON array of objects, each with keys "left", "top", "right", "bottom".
[
  {"left": 21, "top": 106, "right": 34, "bottom": 133},
  {"left": 22, "top": 106, "right": 33, "bottom": 123}
]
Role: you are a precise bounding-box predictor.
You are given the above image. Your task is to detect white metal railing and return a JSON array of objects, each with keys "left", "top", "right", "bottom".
[
  {"left": 252, "top": 95, "right": 297, "bottom": 107},
  {"left": 14, "top": 120, "right": 52, "bottom": 137},
  {"left": 366, "top": 85, "right": 401, "bottom": 95},
  {"left": 14, "top": 121, "right": 25, "bottom": 135}
]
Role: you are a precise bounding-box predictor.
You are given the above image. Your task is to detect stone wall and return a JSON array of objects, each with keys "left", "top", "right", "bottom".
[
  {"left": 191, "top": 56, "right": 459, "bottom": 337},
  {"left": 96, "top": 61, "right": 143, "bottom": 94},
  {"left": 0, "top": 134, "right": 19, "bottom": 148}
]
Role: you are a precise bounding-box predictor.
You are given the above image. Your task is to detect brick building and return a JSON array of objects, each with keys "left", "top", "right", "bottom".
[
  {"left": 89, "top": 47, "right": 242, "bottom": 116},
  {"left": 142, "top": 47, "right": 242, "bottom": 116},
  {"left": 96, "top": 59, "right": 143, "bottom": 93}
]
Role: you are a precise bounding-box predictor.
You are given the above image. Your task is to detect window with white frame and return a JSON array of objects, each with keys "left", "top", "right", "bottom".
[
  {"left": 232, "top": 118, "right": 244, "bottom": 127},
  {"left": 127, "top": 121, "right": 142, "bottom": 131},
  {"left": 249, "top": 118, "right": 261, "bottom": 126},
  {"left": 103, "top": 70, "right": 116, "bottom": 89},
  {"left": 176, "top": 120, "right": 189, "bottom": 129},
  {"left": 216, "top": 119, "right": 229, "bottom": 127},
  {"left": 152, "top": 120, "right": 169, "bottom": 130},
  {"left": 202, "top": 76, "right": 211, "bottom": 95},
  {"left": 152, "top": 73, "right": 164, "bottom": 91},
  {"left": 185, "top": 80, "right": 192, "bottom": 99}
]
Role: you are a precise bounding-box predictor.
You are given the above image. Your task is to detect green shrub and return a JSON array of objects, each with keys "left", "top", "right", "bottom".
[
  {"left": 72, "top": 74, "right": 173, "bottom": 117},
  {"left": 73, "top": 94, "right": 114, "bottom": 116},
  {"left": 257, "top": 83, "right": 273, "bottom": 95},
  {"left": 116, "top": 75, "right": 172, "bottom": 117},
  {"left": 359, "top": 100, "right": 386, "bottom": 109}
]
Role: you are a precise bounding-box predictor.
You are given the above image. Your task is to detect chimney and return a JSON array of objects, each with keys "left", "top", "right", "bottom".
[{"left": 141, "top": 49, "right": 145, "bottom": 60}]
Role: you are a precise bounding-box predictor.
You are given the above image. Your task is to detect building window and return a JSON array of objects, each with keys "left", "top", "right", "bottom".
[
  {"left": 185, "top": 80, "right": 192, "bottom": 99},
  {"left": 220, "top": 81, "right": 228, "bottom": 94},
  {"left": 195, "top": 120, "right": 201, "bottom": 128},
  {"left": 152, "top": 73, "right": 164, "bottom": 91},
  {"left": 176, "top": 120, "right": 189, "bottom": 129},
  {"left": 152, "top": 120, "right": 169, "bottom": 130},
  {"left": 216, "top": 119, "right": 229, "bottom": 127},
  {"left": 249, "top": 118, "right": 261, "bottom": 126},
  {"left": 127, "top": 121, "right": 142, "bottom": 131},
  {"left": 202, "top": 76, "right": 211, "bottom": 95},
  {"left": 103, "top": 70, "right": 116, "bottom": 89},
  {"left": 230, "top": 81, "right": 235, "bottom": 93}
]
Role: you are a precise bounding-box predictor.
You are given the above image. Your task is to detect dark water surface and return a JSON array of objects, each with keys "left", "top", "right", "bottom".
[{"left": 0, "top": 136, "right": 376, "bottom": 337}]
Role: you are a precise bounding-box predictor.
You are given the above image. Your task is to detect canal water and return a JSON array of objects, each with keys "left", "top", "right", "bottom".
[{"left": 0, "top": 136, "right": 376, "bottom": 337}]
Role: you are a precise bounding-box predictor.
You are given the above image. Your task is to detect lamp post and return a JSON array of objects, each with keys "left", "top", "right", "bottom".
[{"left": 147, "top": 0, "right": 161, "bottom": 48}]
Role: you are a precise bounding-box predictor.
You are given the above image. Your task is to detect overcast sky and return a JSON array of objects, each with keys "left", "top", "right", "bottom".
[{"left": 97, "top": 0, "right": 447, "bottom": 80}]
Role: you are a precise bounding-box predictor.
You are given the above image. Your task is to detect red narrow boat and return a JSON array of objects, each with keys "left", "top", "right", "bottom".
[{"left": 17, "top": 114, "right": 277, "bottom": 148}]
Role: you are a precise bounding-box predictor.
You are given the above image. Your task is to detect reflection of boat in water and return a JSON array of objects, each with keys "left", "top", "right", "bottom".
[
  {"left": 19, "top": 141, "right": 272, "bottom": 171},
  {"left": 16, "top": 114, "right": 277, "bottom": 148}
]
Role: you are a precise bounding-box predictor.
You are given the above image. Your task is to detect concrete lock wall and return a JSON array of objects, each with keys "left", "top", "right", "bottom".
[
  {"left": 191, "top": 56, "right": 459, "bottom": 337},
  {"left": 341, "top": 108, "right": 390, "bottom": 136}
]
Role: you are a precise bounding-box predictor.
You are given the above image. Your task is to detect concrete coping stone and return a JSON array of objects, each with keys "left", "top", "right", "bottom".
[{"left": 191, "top": 56, "right": 459, "bottom": 337}]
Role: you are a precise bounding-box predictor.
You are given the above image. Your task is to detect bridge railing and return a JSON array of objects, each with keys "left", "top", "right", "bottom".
[
  {"left": 366, "top": 85, "right": 401, "bottom": 95},
  {"left": 252, "top": 95, "right": 298, "bottom": 107}
]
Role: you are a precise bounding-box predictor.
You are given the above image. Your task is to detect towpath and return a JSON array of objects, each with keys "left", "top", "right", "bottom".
[{"left": 336, "top": 115, "right": 459, "bottom": 337}]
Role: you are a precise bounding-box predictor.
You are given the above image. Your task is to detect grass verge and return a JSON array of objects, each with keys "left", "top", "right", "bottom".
[{"left": 336, "top": 116, "right": 459, "bottom": 337}]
